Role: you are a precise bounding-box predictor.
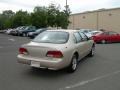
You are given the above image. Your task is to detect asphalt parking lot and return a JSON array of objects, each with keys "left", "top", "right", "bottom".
[{"left": 0, "top": 34, "right": 120, "bottom": 90}]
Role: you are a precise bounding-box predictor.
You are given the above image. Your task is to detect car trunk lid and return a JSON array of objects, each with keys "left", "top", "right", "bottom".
[{"left": 23, "top": 42, "right": 63, "bottom": 59}]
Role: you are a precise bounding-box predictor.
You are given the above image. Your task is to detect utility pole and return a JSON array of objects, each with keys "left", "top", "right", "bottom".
[
  {"left": 65, "top": 0, "right": 69, "bottom": 14},
  {"left": 66, "top": 0, "right": 68, "bottom": 12},
  {"left": 65, "top": 0, "right": 70, "bottom": 29},
  {"left": 96, "top": 11, "right": 99, "bottom": 30}
]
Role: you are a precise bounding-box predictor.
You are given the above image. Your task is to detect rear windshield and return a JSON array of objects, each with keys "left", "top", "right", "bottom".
[
  {"left": 33, "top": 31, "right": 69, "bottom": 44},
  {"left": 92, "top": 32, "right": 101, "bottom": 35},
  {"left": 95, "top": 32, "right": 103, "bottom": 35}
]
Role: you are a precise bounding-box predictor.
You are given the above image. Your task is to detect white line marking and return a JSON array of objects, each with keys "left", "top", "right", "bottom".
[
  {"left": 59, "top": 70, "right": 120, "bottom": 90},
  {"left": 8, "top": 38, "right": 15, "bottom": 42}
]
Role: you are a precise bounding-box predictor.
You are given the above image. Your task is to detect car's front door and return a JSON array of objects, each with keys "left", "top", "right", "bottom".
[
  {"left": 74, "top": 32, "right": 86, "bottom": 60},
  {"left": 108, "top": 32, "right": 119, "bottom": 42}
]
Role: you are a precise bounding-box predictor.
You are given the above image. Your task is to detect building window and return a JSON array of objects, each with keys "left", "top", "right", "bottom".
[
  {"left": 108, "top": 13, "right": 112, "bottom": 16},
  {"left": 83, "top": 16, "right": 86, "bottom": 19}
]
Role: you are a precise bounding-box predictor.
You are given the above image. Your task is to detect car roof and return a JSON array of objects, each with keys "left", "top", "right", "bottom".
[
  {"left": 91, "top": 30, "right": 102, "bottom": 32},
  {"left": 47, "top": 29, "right": 79, "bottom": 33}
]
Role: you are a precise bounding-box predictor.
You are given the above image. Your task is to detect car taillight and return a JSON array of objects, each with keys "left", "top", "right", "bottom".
[
  {"left": 19, "top": 48, "right": 28, "bottom": 55},
  {"left": 46, "top": 51, "right": 63, "bottom": 58}
]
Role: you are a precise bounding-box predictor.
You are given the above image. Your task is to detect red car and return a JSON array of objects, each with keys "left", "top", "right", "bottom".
[{"left": 92, "top": 31, "right": 120, "bottom": 43}]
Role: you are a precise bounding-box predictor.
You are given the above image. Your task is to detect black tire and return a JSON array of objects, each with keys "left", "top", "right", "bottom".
[
  {"left": 23, "top": 33, "right": 26, "bottom": 37},
  {"left": 67, "top": 55, "right": 78, "bottom": 73},
  {"left": 17, "top": 33, "right": 20, "bottom": 36},
  {"left": 88, "top": 46, "right": 95, "bottom": 57},
  {"left": 26, "top": 33, "right": 29, "bottom": 37}
]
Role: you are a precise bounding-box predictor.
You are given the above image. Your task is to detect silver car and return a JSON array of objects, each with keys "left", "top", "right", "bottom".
[{"left": 17, "top": 29, "right": 95, "bottom": 72}]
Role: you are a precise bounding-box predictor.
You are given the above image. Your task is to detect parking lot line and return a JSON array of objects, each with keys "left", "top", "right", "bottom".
[
  {"left": 59, "top": 70, "right": 120, "bottom": 90},
  {"left": 0, "top": 46, "right": 3, "bottom": 48},
  {"left": 8, "top": 38, "right": 15, "bottom": 42}
]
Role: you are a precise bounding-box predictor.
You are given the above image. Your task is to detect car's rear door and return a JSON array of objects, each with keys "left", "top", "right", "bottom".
[
  {"left": 79, "top": 32, "right": 93, "bottom": 54},
  {"left": 100, "top": 32, "right": 110, "bottom": 42}
]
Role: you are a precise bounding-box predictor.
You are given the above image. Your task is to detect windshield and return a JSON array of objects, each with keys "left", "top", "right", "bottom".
[
  {"left": 33, "top": 31, "right": 69, "bottom": 44},
  {"left": 24, "top": 27, "right": 29, "bottom": 30},
  {"left": 35, "top": 29, "right": 42, "bottom": 33},
  {"left": 21, "top": 26, "right": 26, "bottom": 30}
]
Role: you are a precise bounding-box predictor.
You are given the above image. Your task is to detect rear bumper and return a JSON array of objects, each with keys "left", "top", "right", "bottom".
[
  {"left": 17, "top": 55, "right": 66, "bottom": 70},
  {"left": 11, "top": 32, "right": 18, "bottom": 35},
  {"left": 28, "top": 35, "right": 35, "bottom": 38}
]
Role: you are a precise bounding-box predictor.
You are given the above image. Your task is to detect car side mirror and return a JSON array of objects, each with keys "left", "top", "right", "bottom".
[{"left": 87, "top": 37, "right": 92, "bottom": 40}]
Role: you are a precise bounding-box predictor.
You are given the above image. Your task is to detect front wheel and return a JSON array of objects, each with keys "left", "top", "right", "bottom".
[
  {"left": 26, "top": 33, "right": 29, "bottom": 37},
  {"left": 23, "top": 33, "right": 26, "bottom": 37},
  {"left": 67, "top": 55, "right": 78, "bottom": 73}
]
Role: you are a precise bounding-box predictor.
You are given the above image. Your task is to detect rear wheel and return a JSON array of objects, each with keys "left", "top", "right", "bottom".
[
  {"left": 88, "top": 46, "right": 95, "bottom": 57},
  {"left": 101, "top": 40, "right": 106, "bottom": 44},
  {"left": 67, "top": 55, "right": 78, "bottom": 73}
]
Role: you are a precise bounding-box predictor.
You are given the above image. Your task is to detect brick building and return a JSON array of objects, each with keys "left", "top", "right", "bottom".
[{"left": 68, "top": 7, "right": 120, "bottom": 32}]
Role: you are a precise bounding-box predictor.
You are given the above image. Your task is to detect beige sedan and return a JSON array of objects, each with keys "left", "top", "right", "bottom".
[{"left": 17, "top": 29, "right": 95, "bottom": 72}]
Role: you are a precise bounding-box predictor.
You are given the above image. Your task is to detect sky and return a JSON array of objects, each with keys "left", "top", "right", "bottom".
[{"left": 0, "top": 0, "right": 120, "bottom": 14}]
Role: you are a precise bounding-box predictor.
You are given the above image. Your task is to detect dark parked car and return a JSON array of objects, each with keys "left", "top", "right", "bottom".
[
  {"left": 10, "top": 26, "right": 26, "bottom": 36},
  {"left": 18, "top": 26, "right": 36, "bottom": 36},
  {"left": 92, "top": 31, "right": 120, "bottom": 43},
  {"left": 5, "top": 29, "right": 15, "bottom": 35},
  {"left": 28, "top": 28, "right": 47, "bottom": 39}
]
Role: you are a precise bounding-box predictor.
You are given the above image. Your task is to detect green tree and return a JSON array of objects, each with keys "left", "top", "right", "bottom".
[
  {"left": 0, "top": 14, "right": 4, "bottom": 29},
  {"left": 56, "top": 11, "right": 68, "bottom": 29},
  {"left": 31, "top": 6, "right": 48, "bottom": 28},
  {"left": 2, "top": 10, "right": 14, "bottom": 18},
  {"left": 47, "top": 4, "right": 60, "bottom": 27},
  {"left": 0, "top": 3, "right": 71, "bottom": 30},
  {"left": 12, "top": 10, "right": 30, "bottom": 28},
  {"left": 0, "top": 10, "right": 15, "bottom": 29},
  {"left": 62, "top": 5, "right": 71, "bottom": 29},
  {"left": 47, "top": 3, "right": 71, "bottom": 29}
]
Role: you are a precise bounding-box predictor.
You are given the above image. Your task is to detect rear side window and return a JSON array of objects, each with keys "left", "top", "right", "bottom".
[
  {"left": 79, "top": 32, "right": 88, "bottom": 41},
  {"left": 33, "top": 31, "right": 69, "bottom": 44},
  {"left": 74, "top": 32, "right": 82, "bottom": 43},
  {"left": 102, "top": 32, "right": 109, "bottom": 35},
  {"left": 108, "top": 31, "right": 118, "bottom": 35}
]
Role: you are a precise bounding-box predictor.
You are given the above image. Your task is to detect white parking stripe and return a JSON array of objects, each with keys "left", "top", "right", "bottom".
[
  {"left": 59, "top": 70, "right": 120, "bottom": 90},
  {"left": 0, "top": 46, "right": 3, "bottom": 48},
  {"left": 8, "top": 38, "right": 15, "bottom": 42}
]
